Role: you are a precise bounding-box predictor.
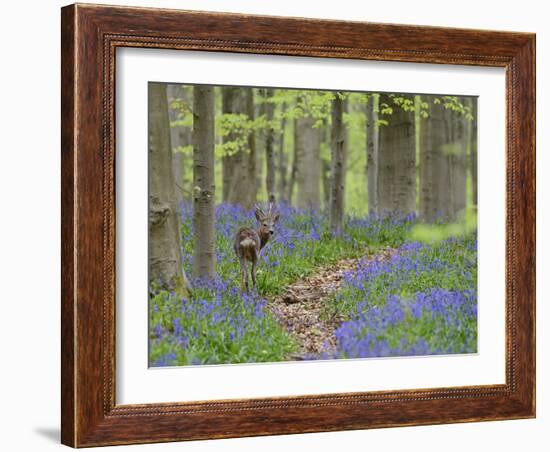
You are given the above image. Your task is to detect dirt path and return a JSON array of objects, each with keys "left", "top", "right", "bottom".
[{"left": 268, "top": 248, "right": 396, "bottom": 360}]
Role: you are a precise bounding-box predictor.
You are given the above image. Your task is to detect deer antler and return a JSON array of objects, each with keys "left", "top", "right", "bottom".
[{"left": 254, "top": 203, "right": 266, "bottom": 217}]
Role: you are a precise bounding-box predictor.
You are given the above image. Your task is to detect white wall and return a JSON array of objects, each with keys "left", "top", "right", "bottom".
[{"left": 0, "top": 1, "right": 545, "bottom": 451}]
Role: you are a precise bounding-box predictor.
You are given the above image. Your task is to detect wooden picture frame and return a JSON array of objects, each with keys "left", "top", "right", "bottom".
[{"left": 61, "top": 3, "right": 535, "bottom": 447}]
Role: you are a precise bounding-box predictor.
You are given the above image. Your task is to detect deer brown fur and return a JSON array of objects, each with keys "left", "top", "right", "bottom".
[{"left": 233, "top": 203, "right": 280, "bottom": 292}]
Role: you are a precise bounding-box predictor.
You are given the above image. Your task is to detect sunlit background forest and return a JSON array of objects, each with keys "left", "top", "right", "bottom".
[{"left": 148, "top": 83, "right": 478, "bottom": 366}]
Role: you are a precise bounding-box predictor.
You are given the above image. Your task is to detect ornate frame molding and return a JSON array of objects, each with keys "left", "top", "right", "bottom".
[{"left": 61, "top": 4, "right": 535, "bottom": 446}]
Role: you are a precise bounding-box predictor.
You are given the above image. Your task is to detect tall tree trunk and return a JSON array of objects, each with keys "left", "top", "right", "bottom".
[
  {"left": 447, "top": 99, "right": 467, "bottom": 219},
  {"left": 296, "top": 116, "right": 321, "bottom": 209},
  {"left": 287, "top": 118, "right": 298, "bottom": 204},
  {"left": 222, "top": 87, "right": 256, "bottom": 208},
  {"left": 172, "top": 146, "right": 185, "bottom": 203},
  {"left": 148, "top": 83, "right": 190, "bottom": 295},
  {"left": 226, "top": 146, "right": 250, "bottom": 207},
  {"left": 321, "top": 119, "right": 331, "bottom": 209},
  {"left": 221, "top": 87, "right": 236, "bottom": 202},
  {"left": 420, "top": 100, "right": 449, "bottom": 222},
  {"left": 254, "top": 91, "right": 264, "bottom": 199},
  {"left": 182, "top": 86, "right": 194, "bottom": 203},
  {"left": 469, "top": 97, "right": 478, "bottom": 208},
  {"left": 322, "top": 158, "right": 331, "bottom": 210},
  {"left": 263, "top": 89, "right": 276, "bottom": 203},
  {"left": 166, "top": 84, "right": 186, "bottom": 206},
  {"left": 245, "top": 89, "right": 257, "bottom": 208},
  {"left": 366, "top": 94, "right": 379, "bottom": 216},
  {"left": 378, "top": 94, "right": 416, "bottom": 216},
  {"left": 277, "top": 102, "right": 288, "bottom": 203},
  {"left": 330, "top": 94, "right": 346, "bottom": 234},
  {"left": 420, "top": 98, "right": 468, "bottom": 222},
  {"left": 192, "top": 86, "right": 216, "bottom": 278}
]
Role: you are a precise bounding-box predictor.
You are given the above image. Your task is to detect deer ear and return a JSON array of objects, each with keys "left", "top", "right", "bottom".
[
  {"left": 273, "top": 212, "right": 280, "bottom": 222},
  {"left": 255, "top": 208, "right": 263, "bottom": 222}
]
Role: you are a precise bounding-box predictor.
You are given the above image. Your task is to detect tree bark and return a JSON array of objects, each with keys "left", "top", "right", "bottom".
[
  {"left": 378, "top": 94, "right": 416, "bottom": 217},
  {"left": 277, "top": 102, "right": 288, "bottom": 203},
  {"left": 220, "top": 88, "right": 257, "bottom": 208},
  {"left": 321, "top": 118, "right": 331, "bottom": 209},
  {"left": 420, "top": 98, "right": 468, "bottom": 222},
  {"left": 166, "top": 84, "right": 187, "bottom": 206},
  {"left": 330, "top": 94, "right": 346, "bottom": 234},
  {"left": 148, "top": 83, "right": 190, "bottom": 295},
  {"left": 263, "top": 89, "right": 276, "bottom": 203},
  {"left": 447, "top": 100, "right": 467, "bottom": 219},
  {"left": 221, "top": 88, "right": 238, "bottom": 202},
  {"left": 366, "top": 93, "right": 379, "bottom": 216},
  {"left": 192, "top": 86, "right": 216, "bottom": 278},
  {"left": 469, "top": 97, "right": 478, "bottom": 208},
  {"left": 419, "top": 99, "right": 449, "bottom": 222},
  {"left": 322, "top": 157, "right": 331, "bottom": 210},
  {"left": 287, "top": 117, "right": 298, "bottom": 204},
  {"left": 296, "top": 115, "right": 321, "bottom": 210},
  {"left": 245, "top": 89, "right": 257, "bottom": 208}
]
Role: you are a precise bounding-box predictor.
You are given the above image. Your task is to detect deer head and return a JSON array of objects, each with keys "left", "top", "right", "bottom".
[{"left": 254, "top": 202, "right": 280, "bottom": 237}]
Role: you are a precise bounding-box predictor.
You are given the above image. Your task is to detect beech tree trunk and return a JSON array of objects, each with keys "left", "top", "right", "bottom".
[
  {"left": 221, "top": 87, "right": 256, "bottom": 208},
  {"left": 148, "top": 83, "right": 190, "bottom": 295},
  {"left": 277, "top": 102, "right": 288, "bottom": 203},
  {"left": 192, "top": 86, "right": 216, "bottom": 278},
  {"left": 287, "top": 118, "right": 298, "bottom": 204},
  {"left": 469, "top": 97, "right": 478, "bottom": 208},
  {"left": 245, "top": 90, "right": 257, "bottom": 208},
  {"left": 420, "top": 98, "right": 468, "bottom": 222},
  {"left": 221, "top": 87, "right": 241, "bottom": 203},
  {"left": 377, "top": 94, "right": 416, "bottom": 217},
  {"left": 366, "top": 94, "right": 379, "bottom": 216},
  {"left": 263, "top": 89, "right": 276, "bottom": 203},
  {"left": 447, "top": 99, "right": 467, "bottom": 219},
  {"left": 321, "top": 120, "right": 331, "bottom": 209},
  {"left": 296, "top": 115, "right": 321, "bottom": 210},
  {"left": 322, "top": 158, "right": 331, "bottom": 209},
  {"left": 420, "top": 100, "right": 449, "bottom": 222},
  {"left": 221, "top": 87, "right": 236, "bottom": 202},
  {"left": 330, "top": 94, "right": 346, "bottom": 234},
  {"left": 166, "top": 84, "right": 187, "bottom": 205}
]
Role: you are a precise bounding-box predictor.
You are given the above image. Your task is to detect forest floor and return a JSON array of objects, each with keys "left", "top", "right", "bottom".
[
  {"left": 268, "top": 247, "right": 398, "bottom": 360},
  {"left": 150, "top": 205, "right": 478, "bottom": 367}
]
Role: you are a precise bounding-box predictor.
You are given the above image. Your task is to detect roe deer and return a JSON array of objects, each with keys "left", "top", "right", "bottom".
[{"left": 233, "top": 202, "right": 280, "bottom": 293}]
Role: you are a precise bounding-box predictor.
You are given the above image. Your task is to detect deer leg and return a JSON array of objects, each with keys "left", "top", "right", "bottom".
[
  {"left": 239, "top": 258, "right": 245, "bottom": 292},
  {"left": 251, "top": 260, "right": 257, "bottom": 292},
  {"left": 240, "top": 258, "right": 249, "bottom": 293}
]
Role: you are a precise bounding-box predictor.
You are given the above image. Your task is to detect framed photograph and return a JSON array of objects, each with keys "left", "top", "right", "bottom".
[{"left": 61, "top": 3, "right": 535, "bottom": 447}]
